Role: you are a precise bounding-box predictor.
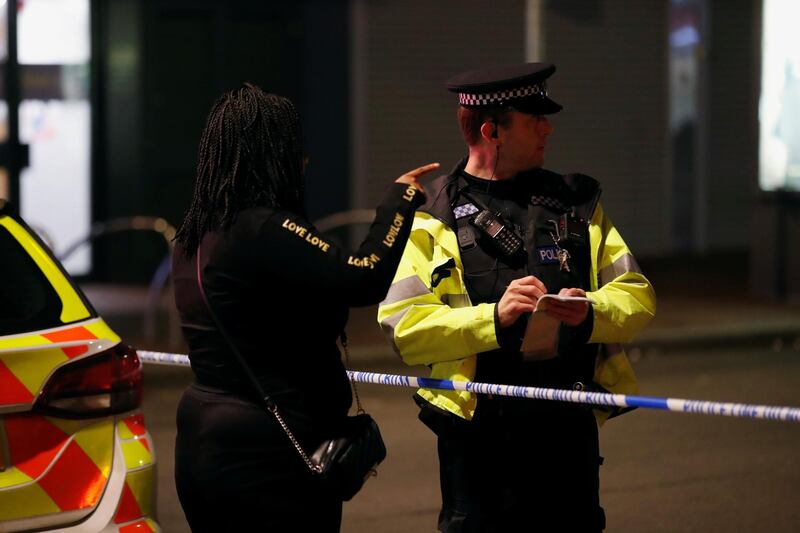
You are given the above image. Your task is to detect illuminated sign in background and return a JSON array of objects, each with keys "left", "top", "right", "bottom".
[{"left": 760, "top": 0, "right": 800, "bottom": 192}]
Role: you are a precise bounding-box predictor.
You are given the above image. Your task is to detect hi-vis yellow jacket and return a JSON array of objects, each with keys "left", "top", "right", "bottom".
[{"left": 377, "top": 179, "right": 656, "bottom": 426}]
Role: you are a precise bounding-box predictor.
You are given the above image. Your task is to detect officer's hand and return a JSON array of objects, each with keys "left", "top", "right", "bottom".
[
  {"left": 395, "top": 163, "right": 439, "bottom": 198},
  {"left": 497, "top": 276, "right": 548, "bottom": 328},
  {"left": 543, "top": 288, "right": 590, "bottom": 326}
]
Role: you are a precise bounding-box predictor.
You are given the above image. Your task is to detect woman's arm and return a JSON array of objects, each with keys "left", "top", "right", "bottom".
[{"left": 257, "top": 165, "right": 437, "bottom": 306}]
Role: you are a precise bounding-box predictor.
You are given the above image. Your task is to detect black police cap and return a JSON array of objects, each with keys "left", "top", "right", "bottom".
[{"left": 446, "top": 62, "right": 562, "bottom": 115}]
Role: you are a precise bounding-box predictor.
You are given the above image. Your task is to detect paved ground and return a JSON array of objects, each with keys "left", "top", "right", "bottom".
[{"left": 141, "top": 346, "right": 800, "bottom": 532}]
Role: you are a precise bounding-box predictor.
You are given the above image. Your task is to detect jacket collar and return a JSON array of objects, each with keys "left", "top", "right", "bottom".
[
  {"left": 419, "top": 156, "right": 603, "bottom": 228},
  {"left": 417, "top": 156, "right": 467, "bottom": 230}
]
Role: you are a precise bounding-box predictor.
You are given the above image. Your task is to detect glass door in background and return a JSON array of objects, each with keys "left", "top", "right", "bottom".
[
  {"left": 1, "top": 0, "right": 92, "bottom": 274},
  {"left": 669, "top": 0, "right": 707, "bottom": 252},
  {"left": 0, "top": 0, "right": 19, "bottom": 204}
]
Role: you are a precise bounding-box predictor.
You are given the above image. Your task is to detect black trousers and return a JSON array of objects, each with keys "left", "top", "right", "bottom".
[
  {"left": 423, "top": 396, "right": 605, "bottom": 533},
  {"left": 174, "top": 383, "right": 342, "bottom": 532}
]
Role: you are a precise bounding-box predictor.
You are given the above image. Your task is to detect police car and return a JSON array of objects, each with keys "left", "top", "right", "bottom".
[{"left": 0, "top": 200, "right": 159, "bottom": 532}]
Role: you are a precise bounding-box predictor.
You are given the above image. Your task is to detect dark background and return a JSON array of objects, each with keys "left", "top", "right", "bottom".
[
  {"left": 4, "top": 0, "right": 797, "bottom": 299},
  {"left": 93, "top": 0, "right": 351, "bottom": 282}
]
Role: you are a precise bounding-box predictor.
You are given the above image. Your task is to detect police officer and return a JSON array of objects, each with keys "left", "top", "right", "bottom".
[{"left": 378, "top": 63, "right": 656, "bottom": 531}]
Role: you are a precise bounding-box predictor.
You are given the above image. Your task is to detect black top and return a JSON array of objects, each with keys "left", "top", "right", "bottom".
[{"left": 173, "top": 182, "right": 423, "bottom": 434}]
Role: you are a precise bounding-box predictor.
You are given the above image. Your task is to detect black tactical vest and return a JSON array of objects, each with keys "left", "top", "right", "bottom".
[{"left": 423, "top": 165, "right": 602, "bottom": 389}]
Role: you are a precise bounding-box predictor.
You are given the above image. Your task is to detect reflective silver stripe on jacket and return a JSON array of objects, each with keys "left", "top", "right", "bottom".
[
  {"left": 380, "top": 276, "right": 430, "bottom": 307},
  {"left": 379, "top": 276, "right": 431, "bottom": 353},
  {"left": 598, "top": 253, "right": 642, "bottom": 286},
  {"left": 379, "top": 276, "right": 472, "bottom": 353}
]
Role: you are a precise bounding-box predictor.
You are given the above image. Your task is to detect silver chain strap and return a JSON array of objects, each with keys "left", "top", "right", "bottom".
[
  {"left": 266, "top": 332, "right": 363, "bottom": 474},
  {"left": 265, "top": 401, "right": 322, "bottom": 474}
]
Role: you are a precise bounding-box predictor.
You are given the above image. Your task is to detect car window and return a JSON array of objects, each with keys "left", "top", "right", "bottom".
[{"left": 0, "top": 224, "right": 64, "bottom": 335}]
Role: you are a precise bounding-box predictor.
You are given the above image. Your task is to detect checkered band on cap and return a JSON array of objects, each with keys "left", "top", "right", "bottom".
[
  {"left": 531, "top": 195, "right": 569, "bottom": 213},
  {"left": 453, "top": 203, "right": 480, "bottom": 219},
  {"left": 459, "top": 82, "right": 548, "bottom": 107}
]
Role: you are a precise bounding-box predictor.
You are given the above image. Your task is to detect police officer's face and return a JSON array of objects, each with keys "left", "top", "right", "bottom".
[{"left": 499, "top": 111, "right": 553, "bottom": 172}]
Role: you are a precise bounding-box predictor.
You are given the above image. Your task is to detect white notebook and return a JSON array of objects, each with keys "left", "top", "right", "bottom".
[{"left": 520, "top": 295, "right": 593, "bottom": 360}]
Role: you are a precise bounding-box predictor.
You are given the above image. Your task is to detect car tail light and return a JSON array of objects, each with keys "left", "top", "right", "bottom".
[{"left": 34, "top": 344, "right": 143, "bottom": 418}]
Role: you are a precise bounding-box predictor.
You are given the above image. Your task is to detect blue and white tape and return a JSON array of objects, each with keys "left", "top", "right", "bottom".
[
  {"left": 137, "top": 351, "right": 800, "bottom": 423},
  {"left": 138, "top": 350, "right": 192, "bottom": 366}
]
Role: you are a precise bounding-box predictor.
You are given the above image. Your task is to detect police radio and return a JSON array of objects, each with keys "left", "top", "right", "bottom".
[
  {"left": 471, "top": 210, "right": 524, "bottom": 257},
  {"left": 460, "top": 190, "right": 524, "bottom": 260}
]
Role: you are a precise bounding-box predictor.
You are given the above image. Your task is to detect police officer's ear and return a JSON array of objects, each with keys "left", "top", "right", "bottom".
[{"left": 479, "top": 120, "right": 501, "bottom": 146}]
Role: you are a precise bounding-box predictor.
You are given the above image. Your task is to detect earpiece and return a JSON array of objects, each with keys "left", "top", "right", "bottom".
[{"left": 491, "top": 119, "right": 499, "bottom": 139}]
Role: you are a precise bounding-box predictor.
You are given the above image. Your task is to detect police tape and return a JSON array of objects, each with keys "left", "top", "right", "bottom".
[{"left": 136, "top": 350, "right": 800, "bottom": 423}]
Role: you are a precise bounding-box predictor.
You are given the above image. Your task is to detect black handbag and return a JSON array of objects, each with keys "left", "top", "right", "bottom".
[
  {"left": 195, "top": 249, "right": 386, "bottom": 501},
  {"left": 311, "top": 410, "right": 386, "bottom": 500}
]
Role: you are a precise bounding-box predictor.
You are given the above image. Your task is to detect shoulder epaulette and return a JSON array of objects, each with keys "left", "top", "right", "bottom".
[{"left": 562, "top": 173, "right": 602, "bottom": 221}]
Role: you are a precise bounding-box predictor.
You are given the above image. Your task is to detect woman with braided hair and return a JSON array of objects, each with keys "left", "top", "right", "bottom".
[{"left": 172, "top": 83, "right": 437, "bottom": 531}]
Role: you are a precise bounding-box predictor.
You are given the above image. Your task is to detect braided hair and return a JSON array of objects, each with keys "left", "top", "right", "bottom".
[{"left": 175, "top": 83, "right": 306, "bottom": 255}]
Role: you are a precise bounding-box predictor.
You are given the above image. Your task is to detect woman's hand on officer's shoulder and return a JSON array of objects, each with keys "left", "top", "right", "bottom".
[{"left": 395, "top": 162, "right": 440, "bottom": 198}]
